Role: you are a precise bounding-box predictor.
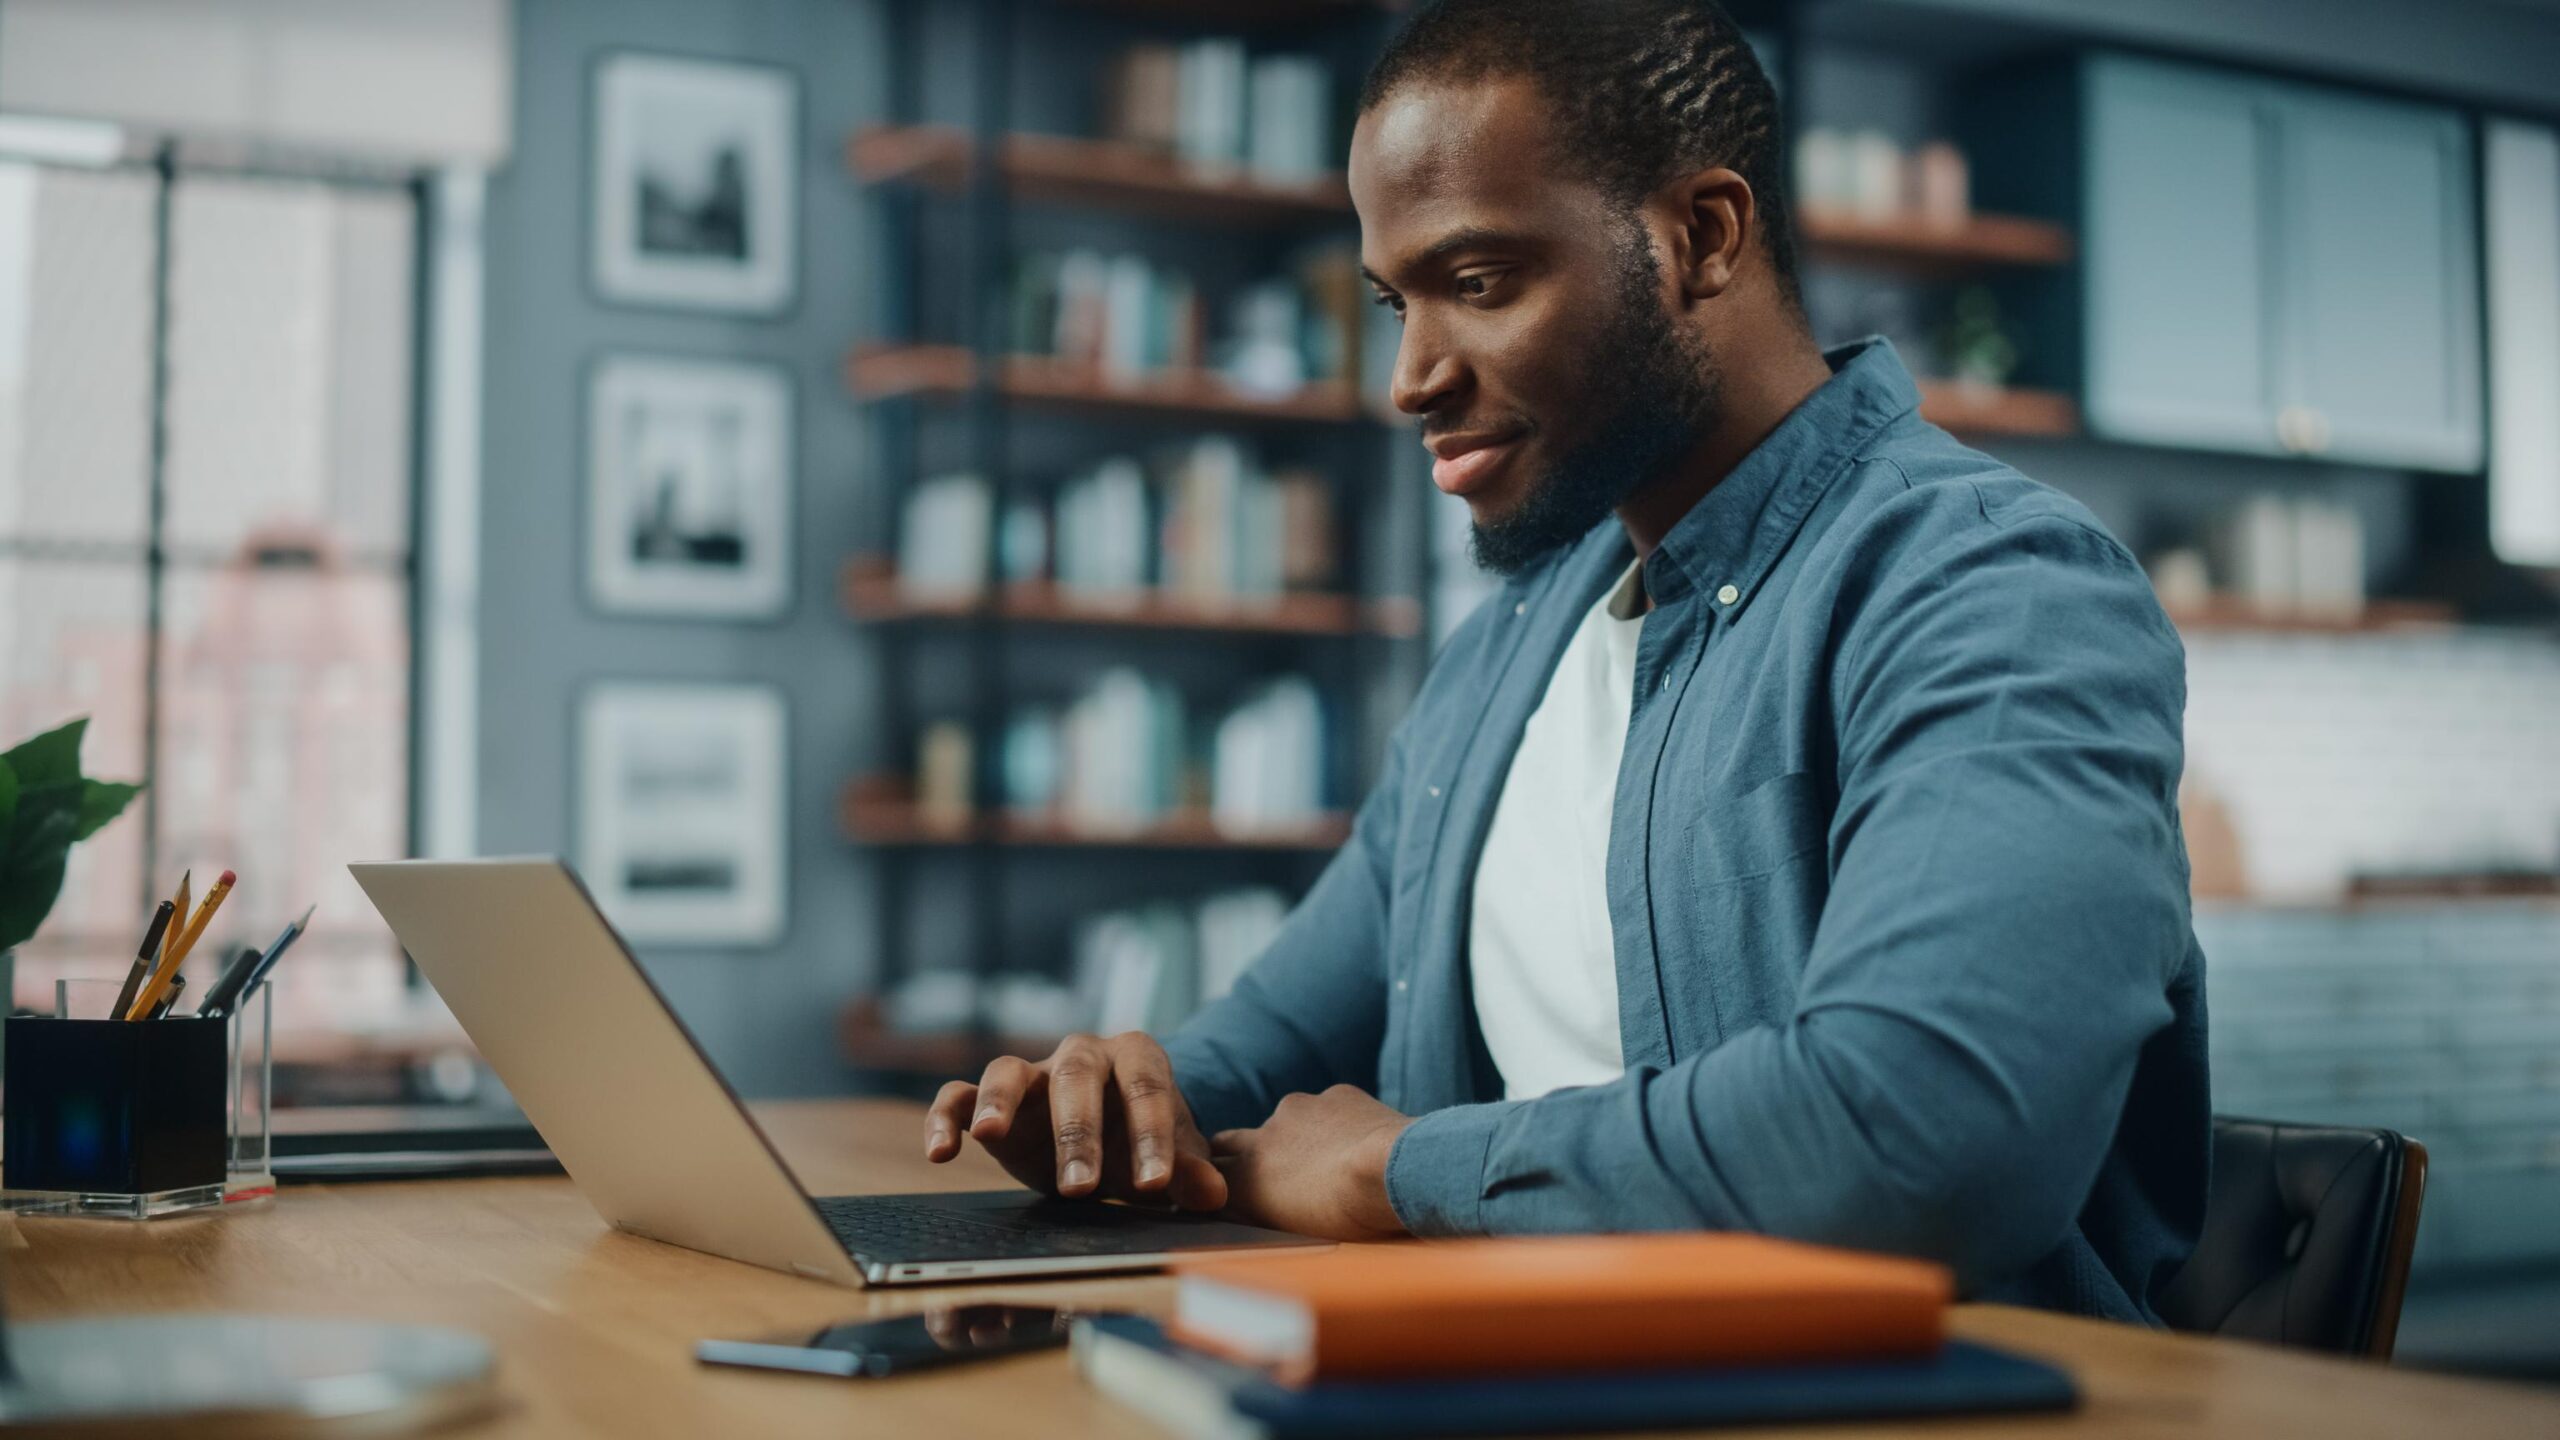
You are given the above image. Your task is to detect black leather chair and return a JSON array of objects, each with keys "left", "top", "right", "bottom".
[{"left": 2158, "top": 1116, "right": 2429, "bottom": 1358}]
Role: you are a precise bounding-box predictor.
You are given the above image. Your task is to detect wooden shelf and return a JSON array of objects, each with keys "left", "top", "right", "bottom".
[
  {"left": 841, "top": 560, "right": 1421, "bottom": 639},
  {"left": 2164, "top": 596, "right": 2460, "bottom": 635},
  {"left": 1914, "top": 379, "right": 2081, "bottom": 438},
  {"left": 842, "top": 781, "right": 1351, "bottom": 852},
  {"left": 847, "top": 343, "right": 1373, "bottom": 426},
  {"left": 850, "top": 125, "right": 1353, "bottom": 225},
  {"left": 1798, "top": 204, "right": 2075, "bottom": 274}
]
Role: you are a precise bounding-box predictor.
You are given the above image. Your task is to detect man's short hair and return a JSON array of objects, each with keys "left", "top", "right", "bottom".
[{"left": 1359, "top": 0, "right": 1801, "bottom": 310}]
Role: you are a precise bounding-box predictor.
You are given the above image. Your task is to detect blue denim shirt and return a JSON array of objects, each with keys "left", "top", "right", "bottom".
[{"left": 1164, "top": 339, "right": 2210, "bottom": 1324}]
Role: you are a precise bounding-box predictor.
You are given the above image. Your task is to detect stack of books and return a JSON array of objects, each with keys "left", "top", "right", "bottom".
[
  {"left": 990, "top": 670, "right": 1331, "bottom": 836},
  {"left": 896, "top": 442, "right": 1336, "bottom": 606},
  {"left": 1077, "top": 1235, "right": 2078, "bottom": 1439},
  {"left": 1103, "top": 42, "right": 1334, "bottom": 183},
  {"left": 1008, "top": 244, "right": 1365, "bottom": 396}
]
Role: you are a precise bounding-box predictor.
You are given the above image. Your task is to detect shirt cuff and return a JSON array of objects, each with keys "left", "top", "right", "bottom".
[{"left": 1383, "top": 1102, "right": 1500, "bottom": 1236}]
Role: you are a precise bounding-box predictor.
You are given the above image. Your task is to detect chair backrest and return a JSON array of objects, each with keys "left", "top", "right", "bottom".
[{"left": 2157, "top": 1116, "right": 2428, "bottom": 1358}]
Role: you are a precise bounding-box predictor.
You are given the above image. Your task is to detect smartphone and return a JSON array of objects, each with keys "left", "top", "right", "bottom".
[{"left": 696, "top": 1304, "right": 1093, "bottom": 1379}]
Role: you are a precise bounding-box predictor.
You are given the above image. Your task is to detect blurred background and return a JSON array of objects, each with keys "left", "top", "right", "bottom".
[{"left": 0, "top": 0, "right": 2555, "bottom": 1381}]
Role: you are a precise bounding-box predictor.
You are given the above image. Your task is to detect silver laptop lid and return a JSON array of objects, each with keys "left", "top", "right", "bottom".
[{"left": 349, "top": 858, "right": 864, "bottom": 1286}]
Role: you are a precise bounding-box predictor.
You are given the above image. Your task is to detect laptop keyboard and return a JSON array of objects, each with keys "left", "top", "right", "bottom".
[{"left": 814, "top": 1195, "right": 1157, "bottom": 1261}]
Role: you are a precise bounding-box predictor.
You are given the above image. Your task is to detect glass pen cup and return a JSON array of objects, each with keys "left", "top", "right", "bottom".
[{"left": 0, "top": 974, "right": 274, "bottom": 1219}]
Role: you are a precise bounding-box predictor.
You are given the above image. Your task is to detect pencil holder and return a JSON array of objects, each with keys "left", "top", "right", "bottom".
[{"left": 1, "top": 980, "right": 273, "bottom": 1219}]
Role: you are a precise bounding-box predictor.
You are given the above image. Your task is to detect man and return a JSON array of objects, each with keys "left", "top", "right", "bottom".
[{"left": 925, "top": 0, "right": 2208, "bottom": 1323}]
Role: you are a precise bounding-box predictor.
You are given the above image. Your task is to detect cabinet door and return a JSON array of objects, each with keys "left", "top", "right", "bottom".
[
  {"left": 2084, "top": 58, "right": 2284, "bottom": 455},
  {"left": 2277, "top": 90, "right": 2484, "bottom": 473}
]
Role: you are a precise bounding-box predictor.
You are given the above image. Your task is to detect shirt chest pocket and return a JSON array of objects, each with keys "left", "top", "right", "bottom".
[{"left": 1680, "top": 770, "right": 1829, "bottom": 885}]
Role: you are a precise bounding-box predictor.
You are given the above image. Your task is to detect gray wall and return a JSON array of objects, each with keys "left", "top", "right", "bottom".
[{"left": 477, "top": 0, "right": 886, "bottom": 1095}]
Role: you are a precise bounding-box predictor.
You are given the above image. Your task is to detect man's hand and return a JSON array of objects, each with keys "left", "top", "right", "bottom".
[
  {"left": 1212, "top": 1085, "right": 1414, "bottom": 1241},
  {"left": 925, "top": 1032, "right": 1227, "bottom": 1210}
]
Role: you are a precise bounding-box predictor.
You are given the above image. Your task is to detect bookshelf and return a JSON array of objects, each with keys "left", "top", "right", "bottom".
[
  {"left": 846, "top": 344, "right": 1373, "bottom": 426},
  {"left": 842, "top": 559, "right": 1422, "bottom": 638},
  {"left": 850, "top": 125, "right": 1354, "bottom": 225},
  {"left": 1912, "top": 379, "right": 2081, "bottom": 439},
  {"left": 1796, "top": 204, "right": 2075, "bottom": 274},
  {"left": 841, "top": 779, "right": 1354, "bottom": 852},
  {"left": 2163, "top": 596, "right": 2460, "bottom": 635},
  {"left": 844, "top": 0, "right": 1414, "bottom": 1093}
]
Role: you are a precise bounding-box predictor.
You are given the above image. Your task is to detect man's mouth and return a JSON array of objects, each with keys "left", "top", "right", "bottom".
[{"left": 1427, "top": 430, "right": 1528, "bottom": 497}]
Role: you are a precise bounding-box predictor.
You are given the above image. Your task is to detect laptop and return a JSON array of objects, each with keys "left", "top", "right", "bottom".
[{"left": 349, "top": 858, "right": 1326, "bottom": 1286}]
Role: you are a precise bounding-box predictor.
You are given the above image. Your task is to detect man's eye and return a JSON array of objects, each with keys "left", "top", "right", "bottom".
[
  {"left": 1456, "top": 272, "right": 1504, "bottom": 299},
  {"left": 1372, "top": 293, "right": 1406, "bottom": 319}
]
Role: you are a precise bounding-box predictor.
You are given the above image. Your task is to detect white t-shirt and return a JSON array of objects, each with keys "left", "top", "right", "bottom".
[{"left": 1468, "top": 559, "right": 1646, "bottom": 1101}]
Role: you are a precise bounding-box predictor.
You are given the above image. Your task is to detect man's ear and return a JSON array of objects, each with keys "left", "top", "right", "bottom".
[{"left": 1665, "top": 167, "right": 1755, "bottom": 302}]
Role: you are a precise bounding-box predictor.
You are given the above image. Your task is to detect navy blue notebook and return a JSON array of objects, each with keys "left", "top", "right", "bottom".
[{"left": 1073, "top": 1315, "right": 2078, "bottom": 1440}]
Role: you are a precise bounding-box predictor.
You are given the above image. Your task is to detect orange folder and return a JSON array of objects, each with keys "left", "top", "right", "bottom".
[{"left": 1171, "top": 1233, "right": 1951, "bottom": 1385}]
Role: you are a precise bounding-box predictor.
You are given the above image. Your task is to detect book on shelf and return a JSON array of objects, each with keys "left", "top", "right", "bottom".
[
  {"left": 1196, "top": 887, "right": 1289, "bottom": 1005},
  {"left": 1176, "top": 39, "right": 1248, "bottom": 170},
  {"left": 1103, "top": 41, "right": 1332, "bottom": 187},
  {"left": 897, "top": 471, "right": 995, "bottom": 599},
  {"left": 1212, "top": 677, "right": 1326, "bottom": 837},
  {"left": 895, "top": 438, "right": 1338, "bottom": 609},
  {"left": 2176, "top": 494, "right": 2367, "bottom": 619},
  {"left": 1010, "top": 244, "right": 1363, "bottom": 397},
  {"left": 1077, "top": 887, "right": 1289, "bottom": 1037},
  {"left": 873, "top": 885, "right": 1289, "bottom": 1046},
  {"left": 937, "top": 666, "right": 1331, "bottom": 836},
  {"left": 1246, "top": 55, "right": 1332, "bottom": 184}
]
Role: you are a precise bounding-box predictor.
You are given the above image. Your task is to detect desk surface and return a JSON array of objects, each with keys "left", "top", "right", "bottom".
[{"left": 6, "top": 1098, "right": 2557, "bottom": 1438}]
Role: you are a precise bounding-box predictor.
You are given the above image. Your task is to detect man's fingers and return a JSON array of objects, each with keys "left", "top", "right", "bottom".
[
  {"left": 1047, "top": 1036, "right": 1108, "bottom": 1196},
  {"left": 1172, "top": 1146, "right": 1230, "bottom": 1211},
  {"left": 1106, "top": 1034, "right": 1180, "bottom": 1192},
  {"left": 970, "top": 1056, "right": 1038, "bottom": 1140},
  {"left": 926, "top": 1081, "right": 978, "bottom": 1160}
]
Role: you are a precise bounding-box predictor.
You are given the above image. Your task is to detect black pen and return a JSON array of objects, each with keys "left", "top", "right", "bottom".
[
  {"left": 112, "top": 901, "right": 176, "bottom": 1020},
  {"left": 143, "top": 974, "right": 187, "bottom": 1020},
  {"left": 195, "top": 947, "right": 260, "bottom": 1019},
  {"left": 198, "top": 906, "right": 311, "bottom": 1021}
]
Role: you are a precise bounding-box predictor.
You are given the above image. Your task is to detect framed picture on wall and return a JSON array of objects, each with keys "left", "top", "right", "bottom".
[
  {"left": 577, "top": 682, "right": 788, "bottom": 947},
  {"left": 586, "top": 353, "right": 794, "bottom": 619},
  {"left": 591, "top": 51, "right": 797, "bottom": 315}
]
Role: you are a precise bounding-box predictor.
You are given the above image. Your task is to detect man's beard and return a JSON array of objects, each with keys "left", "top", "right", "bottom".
[{"left": 1468, "top": 233, "right": 1722, "bottom": 577}]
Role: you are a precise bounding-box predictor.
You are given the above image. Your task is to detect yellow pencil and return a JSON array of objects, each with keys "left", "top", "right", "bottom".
[
  {"left": 165, "top": 870, "right": 190, "bottom": 967},
  {"left": 126, "top": 868, "right": 234, "bottom": 1021}
]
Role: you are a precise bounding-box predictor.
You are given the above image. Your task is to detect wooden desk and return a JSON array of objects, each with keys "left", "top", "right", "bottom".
[{"left": 6, "top": 1099, "right": 2556, "bottom": 1438}]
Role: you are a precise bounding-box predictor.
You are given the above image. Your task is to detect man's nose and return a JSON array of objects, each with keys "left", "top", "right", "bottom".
[{"left": 1389, "top": 312, "right": 1466, "bottom": 417}]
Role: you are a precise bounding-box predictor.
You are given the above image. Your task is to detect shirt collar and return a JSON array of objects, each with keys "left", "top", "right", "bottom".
[
  {"left": 1642, "top": 336, "right": 1920, "bottom": 618},
  {"left": 1603, "top": 557, "right": 1648, "bottom": 622}
]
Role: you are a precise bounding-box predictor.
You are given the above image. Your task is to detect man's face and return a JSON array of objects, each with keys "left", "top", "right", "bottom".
[{"left": 1351, "top": 76, "right": 1720, "bottom": 575}]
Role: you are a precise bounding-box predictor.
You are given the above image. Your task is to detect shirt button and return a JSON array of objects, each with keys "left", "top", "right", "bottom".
[
  {"left": 1395, "top": 979, "right": 1409, "bottom": 993},
  {"left": 1427, "top": 785, "right": 1442, "bottom": 798},
  {"left": 1658, "top": 674, "right": 1670, "bottom": 691},
  {"left": 1513, "top": 602, "right": 1526, "bottom": 616},
  {"left": 1716, "top": 583, "right": 1739, "bottom": 605}
]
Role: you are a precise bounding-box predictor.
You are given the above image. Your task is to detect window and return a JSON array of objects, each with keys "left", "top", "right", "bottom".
[{"left": 0, "top": 155, "right": 420, "bottom": 1040}]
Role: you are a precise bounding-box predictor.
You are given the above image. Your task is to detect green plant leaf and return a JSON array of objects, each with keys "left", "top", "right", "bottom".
[
  {"left": 73, "top": 778, "right": 144, "bottom": 842},
  {"left": 0, "top": 755, "right": 18, "bottom": 835},
  {"left": 1, "top": 717, "right": 87, "bottom": 788},
  {"left": 4, "top": 785, "right": 77, "bottom": 860},
  {"left": 0, "top": 800, "right": 76, "bottom": 954},
  {"left": 0, "top": 851, "right": 67, "bottom": 955}
]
